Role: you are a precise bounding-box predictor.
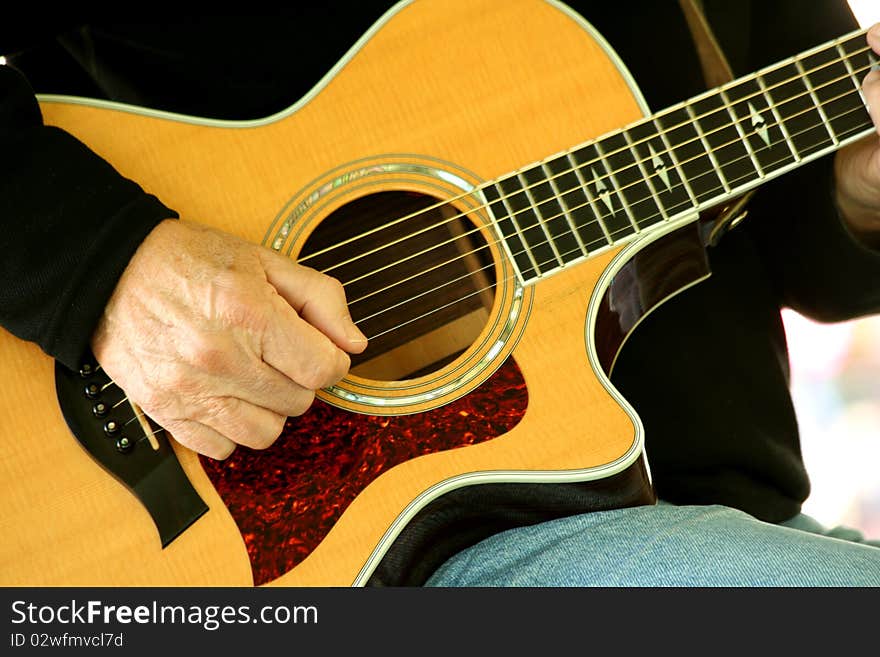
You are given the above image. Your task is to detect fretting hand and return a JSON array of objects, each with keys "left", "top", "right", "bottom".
[
  {"left": 834, "top": 22, "right": 880, "bottom": 248},
  {"left": 90, "top": 219, "right": 368, "bottom": 459}
]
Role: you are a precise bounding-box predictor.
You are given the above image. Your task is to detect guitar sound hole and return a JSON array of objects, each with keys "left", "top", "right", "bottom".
[{"left": 299, "top": 191, "right": 496, "bottom": 381}]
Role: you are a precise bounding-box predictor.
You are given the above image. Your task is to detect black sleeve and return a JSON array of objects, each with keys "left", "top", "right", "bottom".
[
  {"left": 738, "top": 0, "right": 880, "bottom": 322},
  {"left": 744, "top": 155, "right": 880, "bottom": 322},
  {"left": 0, "top": 63, "right": 177, "bottom": 370}
]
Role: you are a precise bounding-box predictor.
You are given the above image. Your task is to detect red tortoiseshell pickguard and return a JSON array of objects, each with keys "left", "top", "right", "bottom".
[{"left": 199, "top": 356, "right": 528, "bottom": 585}]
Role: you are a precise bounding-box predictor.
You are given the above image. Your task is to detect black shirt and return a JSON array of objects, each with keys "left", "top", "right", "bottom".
[{"left": 2, "top": 1, "right": 879, "bottom": 523}]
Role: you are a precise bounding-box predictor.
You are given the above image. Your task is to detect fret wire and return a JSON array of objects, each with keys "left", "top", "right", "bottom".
[
  {"left": 360, "top": 98, "right": 871, "bottom": 308},
  {"left": 517, "top": 171, "right": 564, "bottom": 268},
  {"left": 543, "top": 161, "right": 590, "bottom": 257},
  {"left": 340, "top": 77, "right": 873, "bottom": 297},
  {"left": 481, "top": 183, "right": 534, "bottom": 282},
  {"left": 544, "top": 156, "right": 608, "bottom": 252},
  {"left": 321, "top": 52, "right": 879, "bottom": 297},
  {"left": 519, "top": 103, "right": 871, "bottom": 258},
  {"left": 651, "top": 117, "right": 699, "bottom": 206},
  {"left": 366, "top": 112, "right": 875, "bottom": 342},
  {"left": 556, "top": 55, "right": 862, "bottom": 231},
  {"left": 805, "top": 45, "right": 869, "bottom": 142},
  {"left": 720, "top": 88, "right": 765, "bottom": 179},
  {"left": 312, "top": 44, "right": 869, "bottom": 282},
  {"left": 301, "top": 38, "right": 873, "bottom": 274},
  {"left": 506, "top": 174, "right": 559, "bottom": 273},
  {"left": 794, "top": 57, "right": 839, "bottom": 145},
  {"left": 837, "top": 42, "right": 868, "bottom": 102},
  {"left": 554, "top": 98, "right": 869, "bottom": 265},
  {"left": 356, "top": 104, "right": 874, "bottom": 343},
  {"left": 541, "top": 99, "right": 869, "bottom": 254},
  {"left": 488, "top": 36, "right": 872, "bottom": 226},
  {"left": 523, "top": 166, "right": 583, "bottom": 264},
  {"left": 94, "top": 79, "right": 880, "bottom": 432},
  {"left": 593, "top": 140, "right": 641, "bottom": 233},
  {"left": 541, "top": 50, "right": 871, "bottom": 234},
  {"left": 633, "top": 31, "right": 869, "bottom": 144},
  {"left": 367, "top": 111, "right": 875, "bottom": 342},
  {"left": 685, "top": 103, "right": 731, "bottom": 193},
  {"left": 623, "top": 130, "right": 669, "bottom": 220},
  {"left": 497, "top": 180, "right": 544, "bottom": 278},
  {"left": 562, "top": 48, "right": 872, "bottom": 212},
  {"left": 567, "top": 151, "right": 613, "bottom": 244},
  {"left": 756, "top": 74, "right": 801, "bottom": 162}
]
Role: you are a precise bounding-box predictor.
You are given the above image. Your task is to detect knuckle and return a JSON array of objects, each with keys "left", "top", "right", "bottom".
[
  {"left": 325, "top": 276, "right": 347, "bottom": 304},
  {"left": 248, "top": 415, "right": 285, "bottom": 450},
  {"left": 163, "top": 419, "right": 231, "bottom": 459},
  {"left": 161, "top": 418, "right": 192, "bottom": 449},
  {"left": 300, "top": 343, "right": 340, "bottom": 390},
  {"left": 157, "top": 363, "right": 185, "bottom": 392},
  {"left": 194, "top": 397, "right": 284, "bottom": 452},
  {"left": 162, "top": 362, "right": 203, "bottom": 400},
  {"left": 192, "top": 395, "right": 235, "bottom": 429},
  {"left": 180, "top": 332, "right": 229, "bottom": 374},
  {"left": 213, "top": 279, "right": 271, "bottom": 332},
  {"left": 333, "top": 351, "right": 351, "bottom": 383},
  {"left": 287, "top": 389, "right": 316, "bottom": 417}
]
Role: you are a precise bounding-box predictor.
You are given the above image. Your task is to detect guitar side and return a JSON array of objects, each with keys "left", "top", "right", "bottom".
[{"left": 0, "top": 0, "right": 664, "bottom": 586}]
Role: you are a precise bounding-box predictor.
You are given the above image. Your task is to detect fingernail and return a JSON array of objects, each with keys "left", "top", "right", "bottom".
[{"left": 347, "top": 323, "right": 368, "bottom": 344}]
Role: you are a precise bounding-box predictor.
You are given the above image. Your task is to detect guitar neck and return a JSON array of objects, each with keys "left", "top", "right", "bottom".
[{"left": 485, "top": 26, "right": 877, "bottom": 285}]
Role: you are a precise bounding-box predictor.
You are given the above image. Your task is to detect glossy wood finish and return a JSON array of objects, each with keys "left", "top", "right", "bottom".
[
  {"left": 0, "top": 0, "right": 652, "bottom": 586},
  {"left": 594, "top": 222, "right": 710, "bottom": 375}
]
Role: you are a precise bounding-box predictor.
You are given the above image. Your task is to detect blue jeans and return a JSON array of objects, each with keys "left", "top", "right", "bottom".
[{"left": 424, "top": 503, "right": 880, "bottom": 586}]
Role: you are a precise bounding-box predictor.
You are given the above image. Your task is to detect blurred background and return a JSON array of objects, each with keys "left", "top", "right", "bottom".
[
  {"left": 784, "top": 310, "right": 880, "bottom": 539},
  {"left": 788, "top": 0, "right": 879, "bottom": 539}
]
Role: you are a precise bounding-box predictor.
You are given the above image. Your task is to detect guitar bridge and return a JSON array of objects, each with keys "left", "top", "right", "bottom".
[{"left": 54, "top": 355, "right": 208, "bottom": 547}]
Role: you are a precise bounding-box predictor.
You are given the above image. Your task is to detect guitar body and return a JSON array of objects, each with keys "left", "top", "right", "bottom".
[{"left": 0, "top": 0, "right": 703, "bottom": 586}]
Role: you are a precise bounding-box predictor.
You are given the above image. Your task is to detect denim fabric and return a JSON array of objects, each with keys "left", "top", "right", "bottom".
[{"left": 424, "top": 503, "right": 880, "bottom": 586}]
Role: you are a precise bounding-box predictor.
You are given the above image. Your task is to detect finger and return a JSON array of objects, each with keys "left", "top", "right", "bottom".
[
  {"left": 224, "top": 359, "right": 322, "bottom": 419},
  {"left": 862, "top": 67, "right": 880, "bottom": 132},
  {"left": 164, "top": 419, "right": 237, "bottom": 460},
  {"left": 259, "top": 250, "right": 368, "bottom": 354},
  {"left": 191, "top": 331, "right": 329, "bottom": 418},
  {"left": 867, "top": 23, "right": 880, "bottom": 58},
  {"left": 261, "top": 294, "right": 352, "bottom": 390},
  {"left": 193, "top": 396, "right": 289, "bottom": 451},
  {"left": 866, "top": 24, "right": 880, "bottom": 131}
]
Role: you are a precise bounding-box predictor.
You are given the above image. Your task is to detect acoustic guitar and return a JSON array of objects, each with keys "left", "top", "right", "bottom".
[{"left": 0, "top": 0, "right": 875, "bottom": 586}]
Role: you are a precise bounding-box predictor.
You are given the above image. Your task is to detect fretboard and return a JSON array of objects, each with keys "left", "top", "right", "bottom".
[{"left": 483, "top": 27, "right": 877, "bottom": 284}]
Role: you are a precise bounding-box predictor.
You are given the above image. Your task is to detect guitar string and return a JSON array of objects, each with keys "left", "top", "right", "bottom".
[
  {"left": 103, "top": 42, "right": 877, "bottom": 443},
  {"left": 360, "top": 101, "right": 874, "bottom": 341},
  {"left": 308, "top": 36, "right": 876, "bottom": 273},
  {"left": 294, "top": 34, "right": 874, "bottom": 272},
  {"left": 321, "top": 47, "right": 879, "bottom": 291},
  {"left": 105, "top": 97, "right": 875, "bottom": 444},
  {"left": 343, "top": 67, "right": 876, "bottom": 313},
  {"left": 125, "top": 404, "right": 163, "bottom": 446}
]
